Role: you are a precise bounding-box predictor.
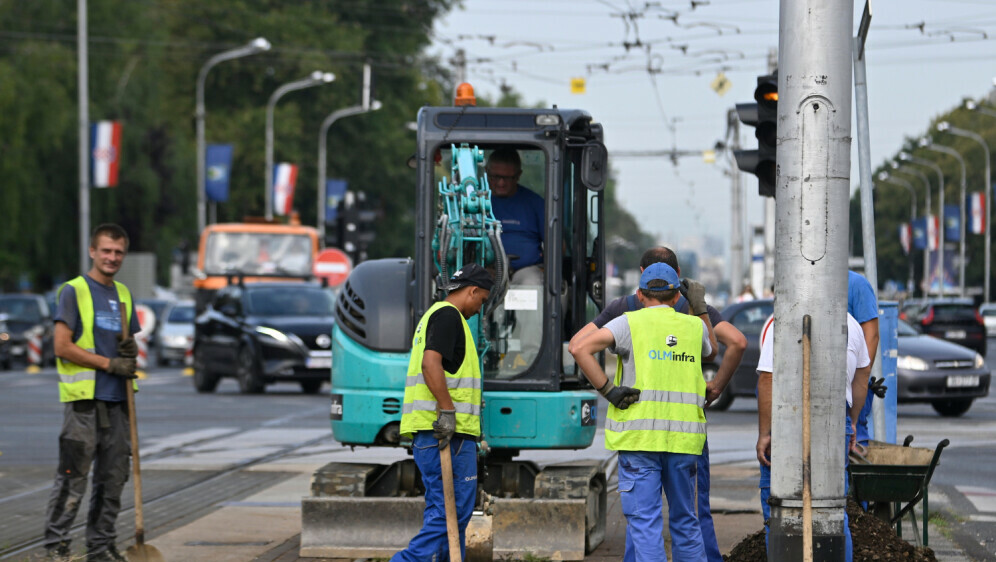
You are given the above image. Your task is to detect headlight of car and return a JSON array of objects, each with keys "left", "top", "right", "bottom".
[
  {"left": 975, "top": 353, "right": 986, "bottom": 369},
  {"left": 255, "top": 326, "right": 306, "bottom": 348},
  {"left": 896, "top": 355, "right": 930, "bottom": 371},
  {"left": 162, "top": 334, "right": 191, "bottom": 348}
]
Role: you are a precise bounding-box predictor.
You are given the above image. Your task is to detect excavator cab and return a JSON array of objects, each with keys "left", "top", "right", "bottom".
[{"left": 309, "top": 103, "right": 610, "bottom": 559}]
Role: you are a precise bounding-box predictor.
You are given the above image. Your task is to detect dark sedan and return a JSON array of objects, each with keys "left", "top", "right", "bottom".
[
  {"left": 705, "top": 299, "right": 990, "bottom": 417},
  {"left": 896, "top": 319, "right": 990, "bottom": 417},
  {"left": 0, "top": 294, "right": 55, "bottom": 367},
  {"left": 0, "top": 314, "right": 12, "bottom": 369},
  {"left": 909, "top": 298, "right": 987, "bottom": 357},
  {"left": 193, "top": 282, "right": 334, "bottom": 394}
]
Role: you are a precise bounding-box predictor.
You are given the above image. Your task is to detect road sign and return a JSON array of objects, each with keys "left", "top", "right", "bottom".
[{"left": 314, "top": 248, "right": 353, "bottom": 286}]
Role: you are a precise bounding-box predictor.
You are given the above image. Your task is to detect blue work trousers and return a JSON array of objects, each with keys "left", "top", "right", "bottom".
[
  {"left": 758, "top": 415, "right": 853, "bottom": 561},
  {"left": 392, "top": 432, "right": 477, "bottom": 562},
  {"left": 696, "top": 440, "right": 723, "bottom": 562},
  {"left": 618, "top": 450, "right": 705, "bottom": 562}
]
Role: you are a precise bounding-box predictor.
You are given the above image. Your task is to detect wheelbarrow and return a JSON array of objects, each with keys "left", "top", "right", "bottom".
[{"left": 848, "top": 435, "right": 949, "bottom": 547}]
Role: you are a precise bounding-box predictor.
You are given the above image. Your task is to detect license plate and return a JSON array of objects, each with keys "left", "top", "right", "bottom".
[
  {"left": 11, "top": 345, "right": 24, "bottom": 355},
  {"left": 306, "top": 356, "right": 332, "bottom": 369},
  {"left": 945, "top": 330, "right": 967, "bottom": 339},
  {"left": 947, "top": 375, "right": 979, "bottom": 388}
]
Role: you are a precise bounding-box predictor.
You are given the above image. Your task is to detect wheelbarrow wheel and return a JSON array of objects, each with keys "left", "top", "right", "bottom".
[{"left": 931, "top": 398, "right": 972, "bottom": 417}]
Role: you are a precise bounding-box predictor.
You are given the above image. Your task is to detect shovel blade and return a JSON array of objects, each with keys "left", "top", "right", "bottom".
[{"left": 125, "top": 543, "right": 166, "bottom": 562}]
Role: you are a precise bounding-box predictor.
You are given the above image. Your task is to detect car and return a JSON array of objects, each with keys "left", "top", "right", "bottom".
[
  {"left": 0, "top": 294, "right": 55, "bottom": 366},
  {"left": 706, "top": 298, "right": 992, "bottom": 417},
  {"left": 914, "top": 298, "right": 986, "bottom": 356},
  {"left": 979, "top": 303, "right": 996, "bottom": 338},
  {"left": 895, "top": 318, "right": 990, "bottom": 417},
  {"left": 0, "top": 314, "right": 12, "bottom": 370},
  {"left": 192, "top": 282, "right": 334, "bottom": 394},
  {"left": 156, "top": 301, "right": 195, "bottom": 366},
  {"left": 898, "top": 298, "right": 927, "bottom": 322},
  {"left": 703, "top": 299, "right": 773, "bottom": 410}
]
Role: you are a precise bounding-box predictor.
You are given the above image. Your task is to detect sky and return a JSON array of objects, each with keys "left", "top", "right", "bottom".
[{"left": 432, "top": 0, "right": 996, "bottom": 259}]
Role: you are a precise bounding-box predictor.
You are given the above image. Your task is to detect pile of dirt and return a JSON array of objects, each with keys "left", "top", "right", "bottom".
[{"left": 724, "top": 501, "right": 937, "bottom": 562}]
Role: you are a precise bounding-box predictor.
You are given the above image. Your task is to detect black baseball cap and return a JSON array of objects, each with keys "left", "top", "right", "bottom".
[{"left": 445, "top": 263, "right": 494, "bottom": 292}]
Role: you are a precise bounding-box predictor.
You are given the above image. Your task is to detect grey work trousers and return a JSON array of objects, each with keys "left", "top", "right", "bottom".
[{"left": 43, "top": 399, "right": 131, "bottom": 553}]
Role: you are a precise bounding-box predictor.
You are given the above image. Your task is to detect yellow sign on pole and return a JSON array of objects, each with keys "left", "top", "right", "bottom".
[
  {"left": 570, "top": 77, "right": 586, "bottom": 94},
  {"left": 710, "top": 72, "right": 732, "bottom": 96}
]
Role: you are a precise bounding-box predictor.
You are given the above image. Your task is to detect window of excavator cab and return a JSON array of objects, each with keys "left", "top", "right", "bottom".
[
  {"left": 431, "top": 145, "right": 547, "bottom": 382},
  {"left": 204, "top": 232, "right": 313, "bottom": 277}
]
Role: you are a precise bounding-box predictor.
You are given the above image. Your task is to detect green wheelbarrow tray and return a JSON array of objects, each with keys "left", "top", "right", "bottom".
[{"left": 848, "top": 435, "right": 950, "bottom": 546}]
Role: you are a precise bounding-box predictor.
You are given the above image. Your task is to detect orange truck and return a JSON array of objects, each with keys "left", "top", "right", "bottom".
[{"left": 193, "top": 221, "right": 320, "bottom": 312}]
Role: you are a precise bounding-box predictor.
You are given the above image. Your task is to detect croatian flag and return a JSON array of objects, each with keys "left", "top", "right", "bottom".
[
  {"left": 90, "top": 120, "right": 122, "bottom": 188},
  {"left": 273, "top": 163, "right": 298, "bottom": 216},
  {"left": 927, "top": 214, "right": 939, "bottom": 251},
  {"left": 969, "top": 192, "right": 986, "bottom": 235},
  {"left": 899, "top": 222, "right": 912, "bottom": 255}
]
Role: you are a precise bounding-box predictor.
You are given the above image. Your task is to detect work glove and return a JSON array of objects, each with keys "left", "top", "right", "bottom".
[
  {"left": 868, "top": 376, "right": 888, "bottom": 399},
  {"left": 433, "top": 409, "right": 457, "bottom": 450},
  {"left": 107, "top": 357, "right": 138, "bottom": 379},
  {"left": 680, "top": 278, "right": 708, "bottom": 316},
  {"left": 117, "top": 336, "right": 138, "bottom": 359},
  {"left": 599, "top": 380, "right": 640, "bottom": 410}
]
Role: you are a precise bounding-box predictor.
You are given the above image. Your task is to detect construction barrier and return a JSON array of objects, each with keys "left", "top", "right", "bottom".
[
  {"left": 136, "top": 333, "right": 149, "bottom": 370},
  {"left": 26, "top": 331, "right": 42, "bottom": 373}
]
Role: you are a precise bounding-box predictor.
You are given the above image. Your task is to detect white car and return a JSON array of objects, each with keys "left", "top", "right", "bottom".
[
  {"left": 980, "top": 303, "right": 996, "bottom": 338},
  {"left": 157, "top": 301, "right": 195, "bottom": 366}
]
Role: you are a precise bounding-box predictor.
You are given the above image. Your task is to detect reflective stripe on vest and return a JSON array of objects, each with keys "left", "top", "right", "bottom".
[
  {"left": 605, "top": 307, "right": 707, "bottom": 454},
  {"left": 55, "top": 276, "right": 136, "bottom": 403},
  {"left": 399, "top": 301, "right": 482, "bottom": 438}
]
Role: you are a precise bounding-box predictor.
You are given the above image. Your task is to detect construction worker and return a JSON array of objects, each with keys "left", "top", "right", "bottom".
[
  {"left": 392, "top": 263, "right": 493, "bottom": 562},
  {"left": 569, "top": 246, "right": 746, "bottom": 562},
  {"left": 572, "top": 262, "right": 717, "bottom": 562},
  {"left": 44, "top": 224, "right": 140, "bottom": 562}
]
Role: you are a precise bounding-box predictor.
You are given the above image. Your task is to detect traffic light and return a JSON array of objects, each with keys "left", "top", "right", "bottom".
[{"left": 734, "top": 72, "right": 778, "bottom": 197}]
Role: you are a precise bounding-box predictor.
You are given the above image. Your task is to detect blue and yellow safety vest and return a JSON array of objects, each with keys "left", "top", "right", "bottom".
[{"left": 605, "top": 307, "right": 707, "bottom": 454}]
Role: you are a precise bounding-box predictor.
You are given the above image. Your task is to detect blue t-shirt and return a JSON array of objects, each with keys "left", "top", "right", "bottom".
[
  {"left": 847, "top": 270, "right": 878, "bottom": 324},
  {"left": 491, "top": 185, "right": 545, "bottom": 271},
  {"left": 55, "top": 275, "right": 140, "bottom": 402}
]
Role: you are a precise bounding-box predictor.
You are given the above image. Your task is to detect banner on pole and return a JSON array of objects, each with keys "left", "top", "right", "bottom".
[
  {"left": 325, "top": 179, "right": 348, "bottom": 223},
  {"left": 912, "top": 217, "right": 927, "bottom": 250},
  {"left": 205, "top": 144, "right": 233, "bottom": 202},
  {"left": 969, "top": 191, "right": 986, "bottom": 235},
  {"left": 899, "top": 223, "right": 911, "bottom": 255},
  {"left": 90, "top": 120, "right": 122, "bottom": 188},
  {"left": 273, "top": 163, "right": 298, "bottom": 216},
  {"left": 943, "top": 204, "right": 960, "bottom": 242}
]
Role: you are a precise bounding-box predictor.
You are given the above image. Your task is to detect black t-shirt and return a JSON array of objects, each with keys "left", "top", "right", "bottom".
[
  {"left": 593, "top": 294, "right": 724, "bottom": 328},
  {"left": 425, "top": 305, "right": 466, "bottom": 373}
]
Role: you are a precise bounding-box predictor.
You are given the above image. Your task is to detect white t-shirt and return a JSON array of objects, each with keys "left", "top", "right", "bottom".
[{"left": 756, "top": 313, "right": 870, "bottom": 406}]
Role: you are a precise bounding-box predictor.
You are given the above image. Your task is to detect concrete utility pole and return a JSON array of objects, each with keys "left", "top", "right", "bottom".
[
  {"left": 728, "top": 108, "right": 744, "bottom": 297},
  {"left": 924, "top": 141, "right": 967, "bottom": 296},
  {"left": 853, "top": 0, "right": 885, "bottom": 444},
  {"left": 770, "top": 0, "right": 853, "bottom": 559},
  {"left": 78, "top": 0, "right": 89, "bottom": 274}
]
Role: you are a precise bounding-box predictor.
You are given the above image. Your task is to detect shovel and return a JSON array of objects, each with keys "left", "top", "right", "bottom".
[
  {"left": 439, "top": 441, "right": 462, "bottom": 562},
  {"left": 120, "top": 306, "right": 165, "bottom": 562}
]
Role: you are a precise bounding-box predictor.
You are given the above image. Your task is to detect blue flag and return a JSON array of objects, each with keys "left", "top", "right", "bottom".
[
  {"left": 205, "top": 144, "right": 234, "bottom": 202},
  {"left": 325, "top": 179, "right": 348, "bottom": 223},
  {"left": 943, "top": 204, "right": 960, "bottom": 242},
  {"left": 912, "top": 217, "right": 927, "bottom": 250}
]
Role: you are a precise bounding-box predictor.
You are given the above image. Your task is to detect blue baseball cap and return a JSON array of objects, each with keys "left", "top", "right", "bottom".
[{"left": 639, "top": 262, "right": 680, "bottom": 290}]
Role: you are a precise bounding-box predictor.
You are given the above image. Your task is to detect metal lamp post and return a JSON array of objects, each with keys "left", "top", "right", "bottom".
[
  {"left": 265, "top": 71, "right": 335, "bottom": 221},
  {"left": 196, "top": 37, "right": 271, "bottom": 233},
  {"left": 893, "top": 162, "right": 933, "bottom": 296},
  {"left": 899, "top": 152, "right": 946, "bottom": 296},
  {"left": 878, "top": 171, "right": 917, "bottom": 294},
  {"left": 937, "top": 121, "right": 991, "bottom": 303},
  {"left": 922, "top": 138, "right": 968, "bottom": 296}
]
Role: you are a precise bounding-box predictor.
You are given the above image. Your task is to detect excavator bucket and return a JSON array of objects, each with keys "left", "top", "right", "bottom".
[
  {"left": 490, "top": 498, "right": 587, "bottom": 560},
  {"left": 300, "top": 496, "right": 424, "bottom": 558}
]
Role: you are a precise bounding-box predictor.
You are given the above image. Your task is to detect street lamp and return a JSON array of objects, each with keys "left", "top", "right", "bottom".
[
  {"left": 877, "top": 171, "right": 917, "bottom": 294},
  {"left": 196, "top": 37, "right": 271, "bottom": 233},
  {"left": 265, "top": 71, "right": 336, "bottom": 220},
  {"left": 317, "top": 99, "right": 382, "bottom": 241},
  {"left": 966, "top": 99, "right": 996, "bottom": 120},
  {"left": 937, "top": 121, "right": 991, "bottom": 303},
  {"left": 921, "top": 137, "right": 968, "bottom": 296},
  {"left": 893, "top": 162, "right": 933, "bottom": 295},
  {"left": 899, "top": 152, "right": 946, "bottom": 296}
]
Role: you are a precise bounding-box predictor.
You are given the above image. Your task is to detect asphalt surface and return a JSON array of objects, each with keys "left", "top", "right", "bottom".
[{"left": 0, "top": 344, "right": 994, "bottom": 561}]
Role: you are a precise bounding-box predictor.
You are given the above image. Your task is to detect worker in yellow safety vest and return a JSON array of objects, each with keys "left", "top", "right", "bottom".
[
  {"left": 44, "top": 224, "right": 140, "bottom": 562},
  {"left": 572, "top": 262, "right": 718, "bottom": 562},
  {"left": 393, "top": 263, "right": 493, "bottom": 562}
]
